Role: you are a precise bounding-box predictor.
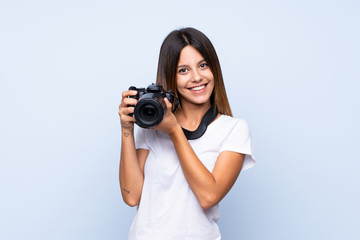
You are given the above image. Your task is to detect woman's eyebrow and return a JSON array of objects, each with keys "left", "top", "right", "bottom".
[
  {"left": 177, "top": 64, "right": 188, "bottom": 68},
  {"left": 177, "top": 59, "right": 206, "bottom": 68}
]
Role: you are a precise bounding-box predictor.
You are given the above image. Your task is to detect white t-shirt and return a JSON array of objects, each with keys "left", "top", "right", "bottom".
[{"left": 128, "top": 115, "right": 255, "bottom": 240}]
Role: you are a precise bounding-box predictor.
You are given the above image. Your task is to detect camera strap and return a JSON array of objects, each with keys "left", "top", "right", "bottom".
[{"left": 182, "top": 105, "right": 218, "bottom": 140}]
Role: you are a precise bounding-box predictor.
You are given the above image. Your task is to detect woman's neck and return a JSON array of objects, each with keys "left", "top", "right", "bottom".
[{"left": 175, "top": 102, "right": 211, "bottom": 131}]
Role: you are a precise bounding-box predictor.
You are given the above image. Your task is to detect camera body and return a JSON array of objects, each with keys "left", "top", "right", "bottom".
[{"left": 129, "top": 83, "right": 178, "bottom": 128}]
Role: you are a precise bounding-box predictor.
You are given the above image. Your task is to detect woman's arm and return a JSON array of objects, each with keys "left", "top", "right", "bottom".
[
  {"left": 118, "top": 90, "right": 149, "bottom": 207},
  {"left": 155, "top": 99, "right": 245, "bottom": 209},
  {"left": 169, "top": 125, "right": 244, "bottom": 209}
]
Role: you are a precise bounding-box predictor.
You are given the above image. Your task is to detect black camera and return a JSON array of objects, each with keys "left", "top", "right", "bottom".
[{"left": 128, "top": 83, "right": 178, "bottom": 128}]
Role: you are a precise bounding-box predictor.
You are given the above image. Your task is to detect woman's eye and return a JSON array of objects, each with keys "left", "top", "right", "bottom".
[
  {"left": 199, "top": 63, "right": 208, "bottom": 68},
  {"left": 178, "top": 68, "right": 188, "bottom": 73}
]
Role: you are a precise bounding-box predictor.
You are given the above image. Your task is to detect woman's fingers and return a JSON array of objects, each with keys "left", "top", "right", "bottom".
[
  {"left": 122, "top": 90, "right": 138, "bottom": 99},
  {"left": 120, "top": 97, "right": 137, "bottom": 109},
  {"left": 119, "top": 90, "right": 138, "bottom": 111},
  {"left": 119, "top": 90, "right": 138, "bottom": 129},
  {"left": 163, "top": 97, "right": 173, "bottom": 113}
]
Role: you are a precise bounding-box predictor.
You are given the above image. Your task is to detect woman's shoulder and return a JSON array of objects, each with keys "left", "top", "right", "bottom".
[
  {"left": 216, "top": 114, "right": 249, "bottom": 127},
  {"left": 208, "top": 115, "right": 250, "bottom": 136}
]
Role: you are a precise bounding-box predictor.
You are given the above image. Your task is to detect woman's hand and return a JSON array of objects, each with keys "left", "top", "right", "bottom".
[
  {"left": 152, "top": 98, "right": 181, "bottom": 135},
  {"left": 119, "top": 90, "right": 149, "bottom": 207},
  {"left": 118, "top": 90, "right": 138, "bottom": 130}
]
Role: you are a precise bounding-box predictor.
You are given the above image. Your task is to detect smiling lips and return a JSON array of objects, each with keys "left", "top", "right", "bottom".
[{"left": 189, "top": 84, "right": 206, "bottom": 91}]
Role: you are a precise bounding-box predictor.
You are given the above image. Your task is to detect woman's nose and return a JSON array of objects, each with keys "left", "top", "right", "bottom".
[{"left": 191, "top": 69, "right": 202, "bottom": 82}]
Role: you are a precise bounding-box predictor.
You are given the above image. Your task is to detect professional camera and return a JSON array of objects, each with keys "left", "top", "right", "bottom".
[{"left": 128, "top": 83, "right": 178, "bottom": 128}]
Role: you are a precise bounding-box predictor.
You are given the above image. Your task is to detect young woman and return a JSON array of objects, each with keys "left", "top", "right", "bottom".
[{"left": 118, "top": 27, "right": 255, "bottom": 240}]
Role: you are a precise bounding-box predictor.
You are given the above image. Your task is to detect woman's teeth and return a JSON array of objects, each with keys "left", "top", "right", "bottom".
[{"left": 190, "top": 85, "right": 205, "bottom": 91}]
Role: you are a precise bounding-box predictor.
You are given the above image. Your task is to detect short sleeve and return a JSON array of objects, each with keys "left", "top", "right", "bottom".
[
  {"left": 219, "top": 119, "right": 256, "bottom": 171},
  {"left": 135, "top": 126, "right": 150, "bottom": 150}
]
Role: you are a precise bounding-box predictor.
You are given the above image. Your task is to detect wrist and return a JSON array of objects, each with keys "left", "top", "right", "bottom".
[
  {"left": 121, "top": 127, "right": 134, "bottom": 136},
  {"left": 168, "top": 124, "right": 184, "bottom": 139}
]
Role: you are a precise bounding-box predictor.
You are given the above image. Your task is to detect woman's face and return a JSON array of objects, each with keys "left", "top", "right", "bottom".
[{"left": 175, "top": 46, "right": 214, "bottom": 108}]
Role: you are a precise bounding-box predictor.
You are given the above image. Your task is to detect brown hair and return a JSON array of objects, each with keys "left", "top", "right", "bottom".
[{"left": 156, "top": 27, "right": 233, "bottom": 116}]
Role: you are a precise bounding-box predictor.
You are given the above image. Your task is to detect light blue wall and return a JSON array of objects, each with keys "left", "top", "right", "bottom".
[{"left": 1, "top": 0, "right": 359, "bottom": 239}]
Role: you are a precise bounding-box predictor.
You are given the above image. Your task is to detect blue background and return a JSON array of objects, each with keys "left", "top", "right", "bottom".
[{"left": 1, "top": 0, "right": 359, "bottom": 239}]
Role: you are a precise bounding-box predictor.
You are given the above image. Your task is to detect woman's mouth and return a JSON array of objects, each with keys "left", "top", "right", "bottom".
[{"left": 189, "top": 84, "right": 206, "bottom": 91}]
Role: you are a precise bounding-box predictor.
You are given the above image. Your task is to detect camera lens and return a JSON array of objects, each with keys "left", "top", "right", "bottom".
[
  {"left": 133, "top": 93, "right": 166, "bottom": 128},
  {"left": 141, "top": 105, "right": 157, "bottom": 119}
]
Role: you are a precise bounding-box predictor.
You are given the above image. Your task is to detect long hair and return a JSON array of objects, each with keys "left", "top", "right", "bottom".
[{"left": 156, "top": 27, "right": 232, "bottom": 116}]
